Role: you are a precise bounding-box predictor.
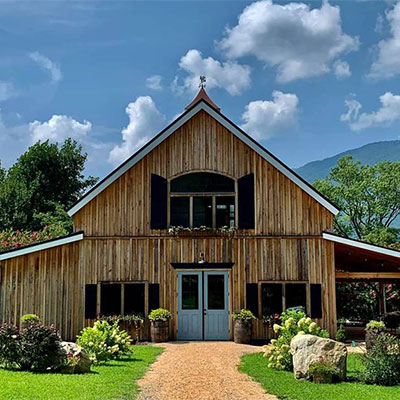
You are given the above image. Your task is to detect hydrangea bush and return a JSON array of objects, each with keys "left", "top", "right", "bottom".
[
  {"left": 263, "top": 310, "right": 329, "bottom": 371},
  {"left": 77, "top": 320, "right": 131, "bottom": 364}
]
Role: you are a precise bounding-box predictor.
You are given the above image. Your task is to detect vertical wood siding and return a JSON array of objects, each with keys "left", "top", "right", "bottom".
[
  {"left": 73, "top": 111, "right": 333, "bottom": 236},
  {"left": 0, "top": 238, "right": 336, "bottom": 340}
]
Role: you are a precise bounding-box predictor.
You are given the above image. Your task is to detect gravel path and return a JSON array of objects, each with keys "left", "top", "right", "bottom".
[{"left": 137, "top": 341, "right": 276, "bottom": 400}]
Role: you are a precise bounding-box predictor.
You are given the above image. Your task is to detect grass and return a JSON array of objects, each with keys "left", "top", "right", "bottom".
[
  {"left": 0, "top": 345, "right": 163, "bottom": 400},
  {"left": 239, "top": 353, "right": 400, "bottom": 400}
]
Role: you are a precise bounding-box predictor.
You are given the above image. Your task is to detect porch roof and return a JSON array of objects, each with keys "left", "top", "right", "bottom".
[{"left": 323, "top": 232, "right": 400, "bottom": 282}]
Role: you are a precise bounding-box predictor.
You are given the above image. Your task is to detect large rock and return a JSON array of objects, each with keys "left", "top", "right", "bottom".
[
  {"left": 60, "top": 341, "right": 92, "bottom": 373},
  {"left": 290, "top": 334, "right": 347, "bottom": 380}
]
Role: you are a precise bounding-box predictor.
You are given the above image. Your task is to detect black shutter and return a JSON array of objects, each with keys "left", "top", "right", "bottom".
[
  {"left": 148, "top": 283, "right": 160, "bottom": 312},
  {"left": 238, "top": 173, "right": 255, "bottom": 229},
  {"left": 310, "top": 284, "right": 322, "bottom": 319},
  {"left": 85, "top": 284, "right": 97, "bottom": 319},
  {"left": 150, "top": 174, "right": 167, "bottom": 229},
  {"left": 246, "top": 283, "right": 258, "bottom": 318}
]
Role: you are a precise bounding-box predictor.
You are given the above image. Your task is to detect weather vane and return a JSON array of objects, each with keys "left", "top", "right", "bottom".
[{"left": 199, "top": 76, "right": 206, "bottom": 89}]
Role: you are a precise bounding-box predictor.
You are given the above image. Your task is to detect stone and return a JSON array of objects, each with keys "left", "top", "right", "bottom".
[
  {"left": 290, "top": 334, "right": 347, "bottom": 381},
  {"left": 60, "top": 341, "right": 92, "bottom": 374}
]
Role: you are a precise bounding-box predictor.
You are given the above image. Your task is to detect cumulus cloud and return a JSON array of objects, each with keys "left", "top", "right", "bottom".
[
  {"left": 108, "top": 96, "right": 166, "bottom": 165},
  {"left": 369, "top": 2, "right": 400, "bottom": 79},
  {"left": 146, "top": 75, "right": 163, "bottom": 90},
  {"left": 333, "top": 60, "right": 351, "bottom": 79},
  {"left": 218, "top": 0, "right": 358, "bottom": 83},
  {"left": 240, "top": 91, "right": 299, "bottom": 140},
  {"left": 341, "top": 92, "right": 400, "bottom": 131},
  {"left": 29, "top": 51, "right": 63, "bottom": 82},
  {"left": 29, "top": 115, "right": 92, "bottom": 142},
  {"left": 174, "top": 49, "right": 251, "bottom": 95}
]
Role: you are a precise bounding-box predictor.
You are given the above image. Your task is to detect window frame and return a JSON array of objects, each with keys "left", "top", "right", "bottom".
[
  {"left": 167, "top": 172, "right": 238, "bottom": 229},
  {"left": 97, "top": 281, "right": 148, "bottom": 317},
  {"left": 259, "top": 281, "right": 311, "bottom": 317}
]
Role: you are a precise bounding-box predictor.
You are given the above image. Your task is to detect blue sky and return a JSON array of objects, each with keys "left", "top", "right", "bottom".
[{"left": 1, "top": 0, "right": 400, "bottom": 179}]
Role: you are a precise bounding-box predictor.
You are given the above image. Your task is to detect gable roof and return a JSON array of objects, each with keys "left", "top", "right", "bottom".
[
  {"left": 0, "top": 231, "right": 84, "bottom": 261},
  {"left": 68, "top": 100, "right": 340, "bottom": 216}
]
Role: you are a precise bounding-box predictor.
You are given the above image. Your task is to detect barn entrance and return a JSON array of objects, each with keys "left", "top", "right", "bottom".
[{"left": 177, "top": 270, "right": 230, "bottom": 340}]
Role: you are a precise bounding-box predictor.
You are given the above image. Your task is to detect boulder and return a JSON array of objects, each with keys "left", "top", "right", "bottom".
[
  {"left": 290, "top": 334, "right": 347, "bottom": 380},
  {"left": 60, "top": 341, "right": 92, "bottom": 374}
]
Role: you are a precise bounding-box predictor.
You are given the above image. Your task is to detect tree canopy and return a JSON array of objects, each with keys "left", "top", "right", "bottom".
[
  {"left": 0, "top": 139, "right": 97, "bottom": 232},
  {"left": 314, "top": 155, "right": 400, "bottom": 246}
]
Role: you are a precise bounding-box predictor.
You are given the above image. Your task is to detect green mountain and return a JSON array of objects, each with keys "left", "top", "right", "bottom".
[{"left": 295, "top": 140, "right": 400, "bottom": 183}]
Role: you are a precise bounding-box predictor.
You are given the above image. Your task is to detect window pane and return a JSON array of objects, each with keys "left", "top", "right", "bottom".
[
  {"left": 193, "top": 197, "right": 212, "bottom": 227},
  {"left": 216, "top": 196, "right": 235, "bottom": 228},
  {"left": 170, "top": 197, "right": 190, "bottom": 226},
  {"left": 182, "top": 275, "right": 199, "bottom": 310},
  {"left": 171, "top": 172, "right": 234, "bottom": 193},
  {"left": 101, "top": 284, "right": 121, "bottom": 316},
  {"left": 124, "top": 283, "right": 145, "bottom": 316},
  {"left": 286, "top": 284, "right": 307, "bottom": 311},
  {"left": 261, "top": 283, "right": 283, "bottom": 317},
  {"left": 207, "top": 275, "right": 225, "bottom": 310}
]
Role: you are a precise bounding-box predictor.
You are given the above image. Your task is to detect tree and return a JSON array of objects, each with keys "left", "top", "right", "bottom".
[
  {"left": 314, "top": 155, "right": 400, "bottom": 245},
  {"left": 0, "top": 139, "right": 98, "bottom": 232}
]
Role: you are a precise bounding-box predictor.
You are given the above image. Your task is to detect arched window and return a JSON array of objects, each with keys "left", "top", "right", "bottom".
[{"left": 169, "top": 172, "right": 236, "bottom": 229}]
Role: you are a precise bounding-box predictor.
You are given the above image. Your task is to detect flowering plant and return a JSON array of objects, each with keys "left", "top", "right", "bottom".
[
  {"left": 263, "top": 310, "right": 329, "bottom": 371},
  {"left": 168, "top": 225, "right": 236, "bottom": 236},
  {"left": 149, "top": 308, "right": 172, "bottom": 322}
]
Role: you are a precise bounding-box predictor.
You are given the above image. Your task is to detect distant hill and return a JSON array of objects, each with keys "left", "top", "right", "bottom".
[{"left": 295, "top": 140, "right": 400, "bottom": 183}]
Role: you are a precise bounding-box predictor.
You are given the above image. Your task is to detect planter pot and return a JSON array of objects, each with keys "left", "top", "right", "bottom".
[
  {"left": 119, "top": 321, "right": 143, "bottom": 343},
  {"left": 150, "top": 320, "right": 169, "bottom": 343},
  {"left": 312, "top": 374, "right": 333, "bottom": 384},
  {"left": 234, "top": 320, "right": 252, "bottom": 344},
  {"left": 60, "top": 365, "right": 75, "bottom": 374}
]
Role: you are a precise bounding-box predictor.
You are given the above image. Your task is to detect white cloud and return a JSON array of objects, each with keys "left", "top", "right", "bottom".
[
  {"left": 29, "top": 51, "right": 63, "bottom": 82},
  {"left": 175, "top": 49, "right": 251, "bottom": 95},
  {"left": 341, "top": 92, "right": 400, "bottom": 131},
  {"left": 241, "top": 91, "right": 299, "bottom": 140},
  {"left": 146, "top": 75, "right": 163, "bottom": 90},
  {"left": 369, "top": 2, "right": 400, "bottom": 79},
  {"left": 218, "top": 0, "right": 359, "bottom": 83},
  {"left": 108, "top": 96, "right": 166, "bottom": 165},
  {"left": 333, "top": 60, "right": 351, "bottom": 79},
  {"left": 29, "top": 115, "right": 92, "bottom": 142},
  {"left": 0, "top": 81, "right": 18, "bottom": 101}
]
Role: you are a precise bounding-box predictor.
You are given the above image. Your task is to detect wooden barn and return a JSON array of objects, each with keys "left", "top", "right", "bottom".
[{"left": 3, "top": 87, "right": 396, "bottom": 342}]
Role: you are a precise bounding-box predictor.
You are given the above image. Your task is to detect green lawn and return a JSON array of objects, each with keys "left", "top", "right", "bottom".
[
  {"left": 0, "top": 345, "right": 163, "bottom": 400},
  {"left": 239, "top": 353, "right": 400, "bottom": 400}
]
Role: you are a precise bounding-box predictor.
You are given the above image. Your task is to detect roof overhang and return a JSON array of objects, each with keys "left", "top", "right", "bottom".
[
  {"left": 0, "top": 231, "right": 84, "bottom": 261},
  {"left": 68, "top": 100, "right": 340, "bottom": 217},
  {"left": 323, "top": 232, "right": 400, "bottom": 280}
]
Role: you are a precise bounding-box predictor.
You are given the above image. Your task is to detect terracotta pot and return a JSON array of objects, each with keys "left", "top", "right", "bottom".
[
  {"left": 150, "top": 320, "right": 169, "bottom": 343},
  {"left": 234, "top": 320, "right": 252, "bottom": 344}
]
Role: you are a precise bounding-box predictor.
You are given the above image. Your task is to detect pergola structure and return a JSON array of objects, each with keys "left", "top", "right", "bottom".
[{"left": 323, "top": 232, "right": 400, "bottom": 321}]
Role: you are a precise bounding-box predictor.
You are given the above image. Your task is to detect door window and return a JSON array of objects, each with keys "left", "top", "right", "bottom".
[
  {"left": 207, "top": 274, "right": 225, "bottom": 309},
  {"left": 182, "top": 275, "right": 199, "bottom": 310}
]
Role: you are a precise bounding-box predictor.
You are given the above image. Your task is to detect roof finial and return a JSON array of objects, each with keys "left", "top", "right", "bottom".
[{"left": 199, "top": 75, "right": 206, "bottom": 89}]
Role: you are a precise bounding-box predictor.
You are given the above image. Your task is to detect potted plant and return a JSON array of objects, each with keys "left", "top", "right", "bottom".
[
  {"left": 365, "top": 320, "right": 385, "bottom": 350},
  {"left": 149, "top": 308, "right": 172, "bottom": 343},
  {"left": 233, "top": 309, "right": 256, "bottom": 344},
  {"left": 308, "top": 358, "right": 339, "bottom": 384}
]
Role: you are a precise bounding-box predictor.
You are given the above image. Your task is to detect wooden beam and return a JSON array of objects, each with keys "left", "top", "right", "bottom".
[{"left": 336, "top": 271, "right": 400, "bottom": 279}]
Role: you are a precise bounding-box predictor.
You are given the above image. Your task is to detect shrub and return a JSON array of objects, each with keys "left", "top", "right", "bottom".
[
  {"left": 0, "top": 324, "right": 20, "bottom": 368},
  {"left": 20, "top": 314, "right": 40, "bottom": 326},
  {"left": 77, "top": 320, "right": 131, "bottom": 364},
  {"left": 359, "top": 333, "right": 400, "bottom": 386},
  {"left": 264, "top": 310, "right": 329, "bottom": 371},
  {"left": 335, "top": 324, "right": 346, "bottom": 343},
  {"left": 365, "top": 320, "right": 385, "bottom": 332},
  {"left": 18, "top": 322, "right": 61, "bottom": 371},
  {"left": 308, "top": 358, "right": 339, "bottom": 384},
  {"left": 148, "top": 308, "right": 172, "bottom": 322},
  {"left": 232, "top": 309, "right": 256, "bottom": 325}
]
